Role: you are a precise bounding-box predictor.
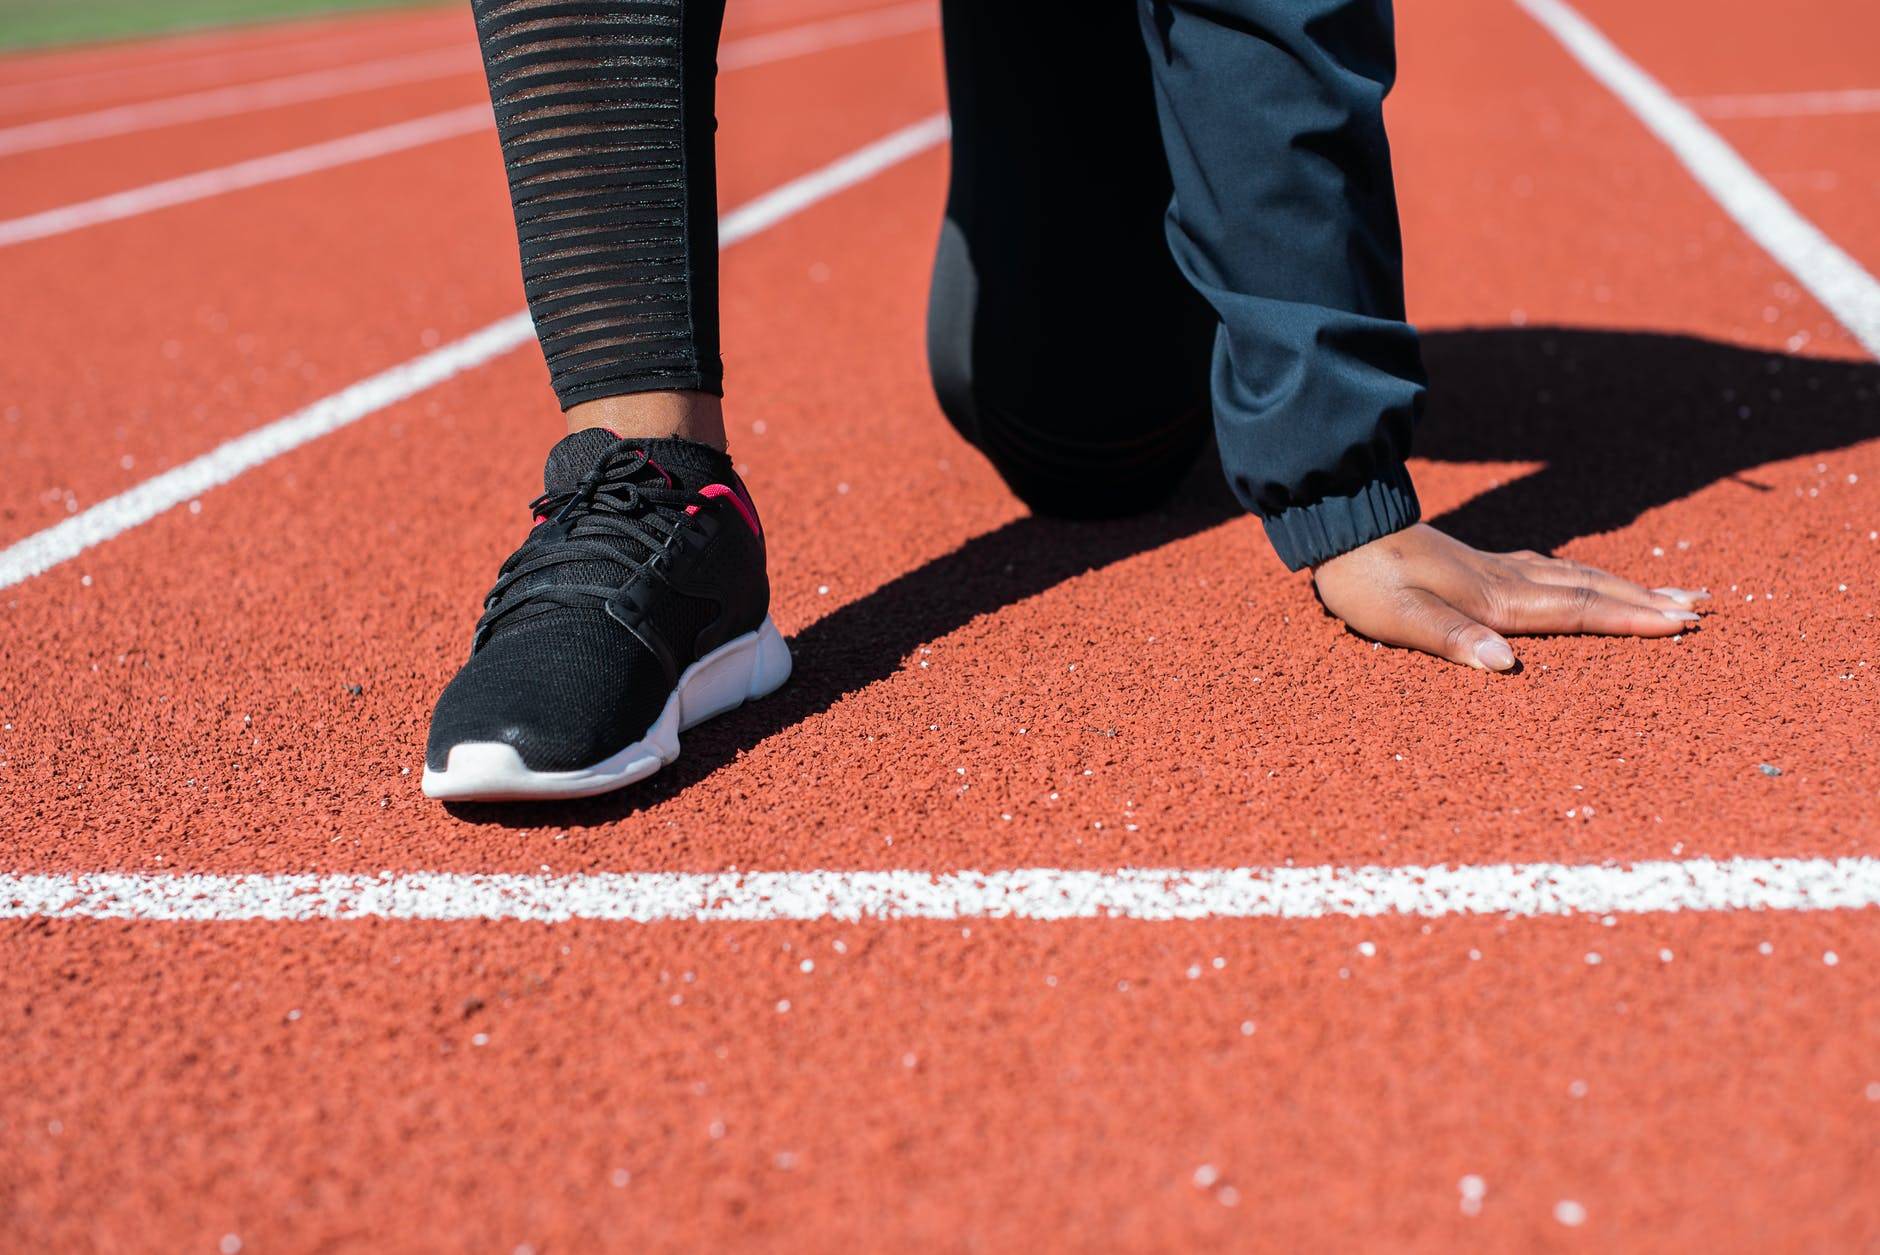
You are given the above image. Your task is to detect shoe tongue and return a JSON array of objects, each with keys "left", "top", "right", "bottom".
[
  {"left": 497, "top": 431, "right": 738, "bottom": 633},
  {"left": 632, "top": 436, "right": 737, "bottom": 493},
  {"left": 542, "top": 429, "right": 735, "bottom": 495},
  {"left": 543, "top": 427, "right": 627, "bottom": 495}
]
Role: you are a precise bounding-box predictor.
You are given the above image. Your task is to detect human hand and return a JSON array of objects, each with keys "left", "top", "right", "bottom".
[{"left": 1311, "top": 523, "right": 1706, "bottom": 671}]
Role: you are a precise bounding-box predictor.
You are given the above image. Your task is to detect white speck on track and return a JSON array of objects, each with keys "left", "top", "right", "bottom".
[{"left": 0, "top": 857, "right": 1873, "bottom": 923}]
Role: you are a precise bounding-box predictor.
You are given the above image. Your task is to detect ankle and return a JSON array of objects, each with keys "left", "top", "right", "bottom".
[{"left": 566, "top": 391, "right": 727, "bottom": 450}]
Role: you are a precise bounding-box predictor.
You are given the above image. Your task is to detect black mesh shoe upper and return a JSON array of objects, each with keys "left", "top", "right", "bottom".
[{"left": 426, "top": 430, "right": 769, "bottom": 772}]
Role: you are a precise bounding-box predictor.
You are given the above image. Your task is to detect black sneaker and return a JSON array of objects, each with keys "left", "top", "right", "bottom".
[{"left": 422, "top": 429, "right": 790, "bottom": 801}]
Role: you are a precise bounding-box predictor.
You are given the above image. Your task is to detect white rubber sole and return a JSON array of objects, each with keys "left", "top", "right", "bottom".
[{"left": 421, "top": 616, "right": 793, "bottom": 802}]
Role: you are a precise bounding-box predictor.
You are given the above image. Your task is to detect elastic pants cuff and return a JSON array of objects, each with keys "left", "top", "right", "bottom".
[{"left": 1262, "top": 460, "right": 1421, "bottom": 570}]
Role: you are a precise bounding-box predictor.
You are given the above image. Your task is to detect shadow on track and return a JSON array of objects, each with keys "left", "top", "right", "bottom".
[
  {"left": 446, "top": 450, "right": 1245, "bottom": 828},
  {"left": 1419, "top": 327, "right": 1880, "bottom": 553},
  {"left": 446, "top": 327, "right": 1880, "bottom": 828}
]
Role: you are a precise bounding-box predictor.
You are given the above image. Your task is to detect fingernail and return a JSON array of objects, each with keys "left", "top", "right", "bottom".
[
  {"left": 1652, "top": 586, "right": 1708, "bottom": 605},
  {"left": 1475, "top": 638, "right": 1516, "bottom": 671},
  {"left": 1661, "top": 609, "right": 1700, "bottom": 622}
]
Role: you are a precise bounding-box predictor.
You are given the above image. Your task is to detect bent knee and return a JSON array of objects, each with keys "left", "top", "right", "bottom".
[{"left": 949, "top": 392, "right": 1212, "bottom": 518}]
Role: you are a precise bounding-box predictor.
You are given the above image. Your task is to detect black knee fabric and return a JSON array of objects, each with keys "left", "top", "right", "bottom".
[
  {"left": 473, "top": 0, "right": 726, "bottom": 408},
  {"left": 1136, "top": 0, "right": 1427, "bottom": 570},
  {"left": 927, "top": 1, "right": 1216, "bottom": 516},
  {"left": 929, "top": 0, "right": 1425, "bottom": 565}
]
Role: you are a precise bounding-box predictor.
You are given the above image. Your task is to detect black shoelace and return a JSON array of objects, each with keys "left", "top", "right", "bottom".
[{"left": 474, "top": 444, "right": 692, "bottom": 642}]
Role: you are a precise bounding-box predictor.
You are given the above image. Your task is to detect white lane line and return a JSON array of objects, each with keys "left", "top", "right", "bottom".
[
  {"left": 0, "top": 2, "right": 938, "bottom": 158},
  {"left": 0, "top": 48, "right": 480, "bottom": 157},
  {"left": 1685, "top": 87, "right": 1880, "bottom": 120},
  {"left": 1515, "top": 0, "right": 1880, "bottom": 358},
  {"left": 1, "top": 858, "right": 1873, "bottom": 922},
  {"left": 0, "top": 21, "right": 468, "bottom": 115},
  {"left": 719, "top": 112, "right": 947, "bottom": 241},
  {"left": 0, "top": 103, "right": 496, "bottom": 247},
  {"left": 0, "top": 113, "right": 950, "bottom": 591}
]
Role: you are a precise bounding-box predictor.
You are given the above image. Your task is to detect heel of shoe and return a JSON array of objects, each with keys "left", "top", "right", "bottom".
[
  {"left": 676, "top": 617, "right": 792, "bottom": 731},
  {"left": 746, "top": 616, "right": 793, "bottom": 701}
]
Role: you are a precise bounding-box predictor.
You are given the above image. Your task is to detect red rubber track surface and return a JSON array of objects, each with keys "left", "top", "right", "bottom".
[{"left": 2, "top": 0, "right": 1876, "bottom": 1249}]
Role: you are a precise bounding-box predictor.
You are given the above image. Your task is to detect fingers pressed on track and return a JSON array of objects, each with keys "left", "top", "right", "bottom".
[
  {"left": 1516, "top": 556, "right": 1697, "bottom": 613},
  {"left": 1393, "top": 587, "right": 1519, "bottom": 671},
  {"left": 1486, "top": 580, "right": 1700, "bottom": 637}
]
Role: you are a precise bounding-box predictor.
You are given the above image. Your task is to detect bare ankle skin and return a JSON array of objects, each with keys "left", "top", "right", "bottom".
[{"left": 565, "top": 391, "right": 727, "bottom": 450}]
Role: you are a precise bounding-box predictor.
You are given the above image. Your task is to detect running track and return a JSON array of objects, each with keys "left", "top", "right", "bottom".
[{"left": 2, "top": 0, "right": 1877, "bottom": 1248}]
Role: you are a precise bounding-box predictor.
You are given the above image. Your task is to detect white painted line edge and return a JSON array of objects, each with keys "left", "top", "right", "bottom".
[
  {"left": 0, "top": 21, "right": 467, "bottom": 114},
  {"left": 1684, "top": 87, "right": 1880, "bottom": 120},
  {"left": 0, "top": 103, "right": 496, "bottom": 247},
  {"left": 2, "top": 858, "right": 1874, "bottom": 922},
  {"left": 0, "top": 47, "right": 481, "bottom": 156},
  {"left": 1515, "top": 0, "right": 1880, "bottom": 358},
  {"left": 720, "top": 112, "right": 948, "bottom": 242},
  {"left": 0, "top": 113, "right": 950, "bottom": 591}
]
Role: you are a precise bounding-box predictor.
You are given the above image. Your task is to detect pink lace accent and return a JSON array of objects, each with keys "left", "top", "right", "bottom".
[{"left": 698, "top": 483, "right": 761, "bottom": 538}]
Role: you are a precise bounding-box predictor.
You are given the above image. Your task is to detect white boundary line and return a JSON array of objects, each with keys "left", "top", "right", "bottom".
[
  {"left": 0, "top": 2, "right": 938, "bottom": 158},
  {"left": 0, "top": 47, "right": 480, "bottom": 156},
  {"left": 0, "top": 22, "right": 465, "bottom": 114},
  {"left": 0, "top": 103, "right": 496, "bottom": 246},
  {"left": 0, "top": 113, "right": 950, "bottom": 591},
  {"left": 1515, "top": 0, "right": 1880, "bottom": 357},
  {"left": 1, "top": 858, "right": 1874, "bottom": 922},
  {"left": 1684, "top": 87, "right": 1880, "bottom": 120}
]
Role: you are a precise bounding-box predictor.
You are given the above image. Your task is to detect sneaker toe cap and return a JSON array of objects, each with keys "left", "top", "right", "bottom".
[{"left": 426, "top": 619, "right": 669, "bottom": 772}]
